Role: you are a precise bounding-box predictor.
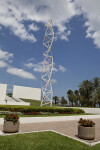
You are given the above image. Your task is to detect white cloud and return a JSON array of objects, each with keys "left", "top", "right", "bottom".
[
  {"left": 0, "top": 0, "right": 77, "bottom": 42},
  {"left": 29, "top": 23, "right": 39, "bottom": 31},
  {"left": 59, "top": 65, "right": 66, "bottom": 72},
  {"left": 25, "top": 61, "right": 58, "bottom": 73},
  {"left": 60, "top": 30, "right": 71, "bottom": 41},
  {"left": 0, "top": 49, "right": 13, "bottom": 61},
  {"left": 52, "top": 67, "right": 58, "bottom": 72},
  {"left": 25, "top": 61, "right": 67, "bottom": 73},
  {"left": 27, "top": 58, "right": 35, "bottom": 62},
  {"left": 33, "top": 63, "right": 43, "bottom": 72},
  {"left": 0, "top": 60, "right": 7, "bottom": 68},
  {"left": 0, "top": 49, "right": 13, "bottom": 68},
  {"left": 0, "top": 49, "right": 36, "bottom": 80},
  {"left": 75, "top": 0, "right": 100, "bottom": 48},
  {"left": 0, "top": 0, "right": 37, "bottom": 43},
  {"left": 51, "top": 79, "right": 57, "bottom": 84},
  {"left": 6, "top": 67, "right": 36, "bottom": 79},
  {"left": 24, "top": 62, "right": 34, "bottom": 68}
]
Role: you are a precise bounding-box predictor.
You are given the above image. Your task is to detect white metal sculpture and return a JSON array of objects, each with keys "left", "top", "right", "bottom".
[{"left": 41, "top": 20, "right": 54, "bottom": 106}]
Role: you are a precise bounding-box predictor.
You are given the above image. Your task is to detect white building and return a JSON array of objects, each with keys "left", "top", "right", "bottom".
[
  {"left": 0, "top": 84, "right": 41, "bottom": 106},
  {"left": 13, "top": 85, "right": 41, "bottom": 101}
]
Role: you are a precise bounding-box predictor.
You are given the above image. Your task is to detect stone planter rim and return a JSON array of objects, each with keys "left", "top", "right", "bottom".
[
  {"left": 78, "top": 125, "right": 95, "bottom": 140},
  {"left": 78, "top": 125, "right": 95, "bottom": 128},
  {"left": 3, "top": 120, "right": 20, "bottom": 133}
]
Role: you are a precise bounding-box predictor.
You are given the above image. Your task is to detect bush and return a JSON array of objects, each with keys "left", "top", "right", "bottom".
[
  {"left": 24, "top": 111, "right": 40, "bottom": 115},
  {"left": 4, "top": 114, "right": 19, "bottom": 124},
  {"left": 0, "top": 111, "right": 22, "bottom": 115},
  {"left": 0, "top": 105, "right": 85, "bottom": 115},
  {"left": 78, "top": 118, "right": 95, "bottom": 127}
]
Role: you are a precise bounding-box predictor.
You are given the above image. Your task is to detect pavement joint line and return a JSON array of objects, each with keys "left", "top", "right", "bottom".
[
  {"left": 0, "top": 130, "right": 51, "bottom": 136},
  {"left": 90, "top": 141, "right": 100, "bottom": 146},
  {"left": 50, "top": 130, "right": 92, "bottom": 146},
  {"left": 1, "top": 129, "right": 100, "bottom": 146}
]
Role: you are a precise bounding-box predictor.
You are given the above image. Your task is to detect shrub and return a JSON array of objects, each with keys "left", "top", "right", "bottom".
[
  {"left": 0, "top": 111, "right": 22, "bottom": 115},
  {"left": 0, "top": 105, "right": 85, "bottom": 115},
  {"left": 4, "top": 114, "right": 19, "bottom": 124},
  {"left": 78, "top": 118, "right": 95, "bottom": 127},
  {"left": 24, "top": 111, "right": 40, "bottom": 115}
]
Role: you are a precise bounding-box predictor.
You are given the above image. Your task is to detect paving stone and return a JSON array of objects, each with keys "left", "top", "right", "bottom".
[{"left": 0, "top": 118, "right": 100, "bottom": 144}]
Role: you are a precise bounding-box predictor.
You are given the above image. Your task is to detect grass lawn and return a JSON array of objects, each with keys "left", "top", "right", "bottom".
[
  {"left": 0, "top": 131, "right": 100, "bottom": 150},
  {"left": 21, "top": 99, "right": 41, "bottom": 106},
  {"left": 21, "top": 99, "right": 62, "bottom": 107}
]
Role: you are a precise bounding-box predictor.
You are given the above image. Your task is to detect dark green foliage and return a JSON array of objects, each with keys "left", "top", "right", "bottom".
[
  {"left": 53, "top": 96, "right": 59, "bottom": 104},
  {"left": 78, "top": 118, "right": 95, "bottom": 127},
  {"left": 0, "top": 105, "right": 85, "bottom": 114},
  {"left": 4, "top": 114, "right": 19, "bottom": 124},
  {"left": 67, "top": 77, "right": 100, "bottom": 107},
  {"left": 60, "top": 96, "right": 68, "bottom": 106},
  {"left": 6, "top": 93, "right": 12, "bottom": 97},
  {"left": 67, "top": 90, "right": 79, "bottom": 107},
  {"left": 79, "top": 80, "right": 93, "bottom": 107}
]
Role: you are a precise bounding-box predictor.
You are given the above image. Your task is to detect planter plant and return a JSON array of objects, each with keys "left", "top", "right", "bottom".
[
  {"left": 3, "top": 114, "right": 20, "bottom": 133},
  {"left": 78, "top": 118, "right": 95, "bottom": 140}
]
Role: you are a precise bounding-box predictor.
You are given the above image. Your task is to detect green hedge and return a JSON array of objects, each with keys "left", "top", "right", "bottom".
[{"left": 0, "top": 105, "right": 85, "bottom": 114}]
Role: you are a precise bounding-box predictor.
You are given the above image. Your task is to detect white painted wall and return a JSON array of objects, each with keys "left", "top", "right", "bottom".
[
  {"left": 67, "top": 107, "right": 100, "bottom": 114},
  {"left": 0, "top": 101, "right": 30, "bottom": 106},
  {"left": 0, "top": 84, "right": 7, "bottom": 102},
  {"left": 78, "top": 107, "right": 100, "bottom": 114},
  {"left": 13, "top": 85, "right": 41, "bottom": 100}
]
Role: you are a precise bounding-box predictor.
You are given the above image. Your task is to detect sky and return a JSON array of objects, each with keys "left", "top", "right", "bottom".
[{"left": 0, "top": 0, "right": 100, "bottom": 100}]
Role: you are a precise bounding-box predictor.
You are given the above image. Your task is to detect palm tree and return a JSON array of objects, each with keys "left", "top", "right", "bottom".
[
  {"left": 91, "top": 77, "right": 100, "bottom": 107},
  {"left": 67, "top": 90, "right": 75, "bottom": 107},
  {"left": 79, "top": 80, "right": 93, "bottom": 107},
  {"left": 53, "top": 96, "right": 59, "bottom": 105},
  {"left": 97, "top": 87, "right": 100, "bottom": 107},
  {"left": 60, "top": 96, "right": 68, "bottom": 106},
  {"left": 74, "top": 90, "right": 80, "bottom": 107},
  {"left": 93, "top": 77, "right": 100, "bottom": 89}
]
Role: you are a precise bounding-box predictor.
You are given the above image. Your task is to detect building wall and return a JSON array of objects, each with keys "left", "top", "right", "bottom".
[
  {"left": 78, "top": 107, "right": 100, "bottom": 114},
  {"left": 0, "top": 101, "right": 30, "bottom": 106},
  {"left": 68, "top": 107, "right": 100, "bottom": 114},
  {"left": 0, "top": 84, "right": 7, "bottom": 102},
  {"left": 13, "top": 85, "right": 41, "bottom": 100}
]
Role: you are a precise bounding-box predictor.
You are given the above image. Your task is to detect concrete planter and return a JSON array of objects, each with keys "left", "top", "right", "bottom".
[
  {"left": 78, "top": 125, "right": 95, "bottom": 140},
  {"left": 3, "top": 120, "right": 20, "bottom": 133}
]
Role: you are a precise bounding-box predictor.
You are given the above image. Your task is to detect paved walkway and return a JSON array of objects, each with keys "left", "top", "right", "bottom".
[
  {"left": 0, "top": 118, "right": 100, "bottom": 145},
  {"left": 0, "top": 115, "right": 100, "bottom": 124}
]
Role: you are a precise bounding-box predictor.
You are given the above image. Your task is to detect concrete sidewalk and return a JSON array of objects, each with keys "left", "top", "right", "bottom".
[
  {"left": 0, "top": 114, "right": 100, "bottom": 125},
  {"left": 0, "top": 118, "right": 100, "bottom": 145}
]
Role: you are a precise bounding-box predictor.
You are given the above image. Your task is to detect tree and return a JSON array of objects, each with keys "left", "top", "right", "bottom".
[
  {"left": 97, "top": 87, "right": 100, "bottom": 107},
  {"left": 67, "top": 77, "right": 100, "bottom": 107},
  {"left": 93, "top": 77, "right": 100, "bottom": 89},
  {"left": 74, "top": 90, "right": 80, "bottom": 106},
  {"left": 91, "top": 77, "right": 100, "bottom": 107},
  {"left": 67, "top": 90, "right": 75, "bottom": 107},
  {"left": 79, "top": 80, "right": 93, "bottom": 107},
  {"left": 60, "top": 96, "right": 68, "bottom": 106},
  {"left": 53, "top": 96, "right": 59, "bottom": 105},
  {"left": 7, "top": 93, "right": 12, "bottom": 97}
]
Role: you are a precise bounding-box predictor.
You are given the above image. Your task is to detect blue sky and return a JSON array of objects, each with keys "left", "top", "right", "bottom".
[{"left": 0, "top": 0, "right": 100, "bottom": 100}]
